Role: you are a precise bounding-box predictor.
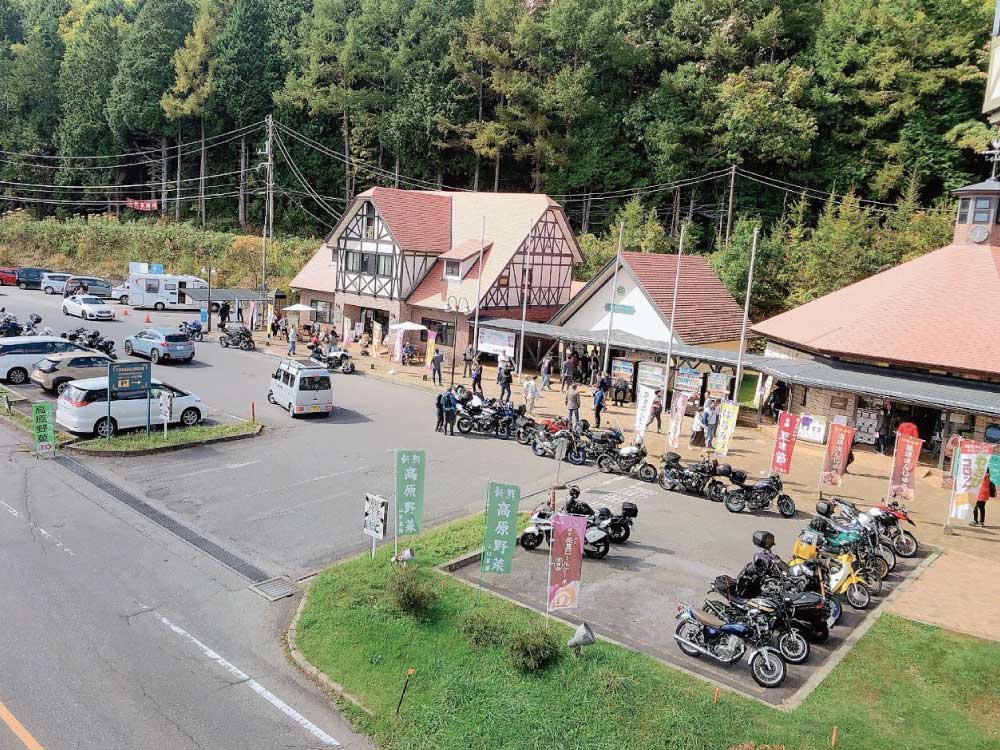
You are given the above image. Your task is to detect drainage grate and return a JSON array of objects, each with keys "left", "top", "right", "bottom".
[
  {"left": 250, "top": 577, "right": 298, "bottom": 601},
  {"left": 55, "top": 455, "right": 272, "bottom": 583}
]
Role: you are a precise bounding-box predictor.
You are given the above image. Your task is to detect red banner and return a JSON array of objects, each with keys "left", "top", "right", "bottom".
[
  {"left": 888, "top": 433, "right": 924, "bottom": 501},
  {"left": 821, "top": 423, "right": 855, "bottom": 486},
  {"left": 547, "top": 513, "right": 587, "bottom": 611},
  {"left": 770, "top": 411, "right": 799, "bottom": 475},
  {"left": 125, "top": 197, "right": 159, "bottom": 212}
]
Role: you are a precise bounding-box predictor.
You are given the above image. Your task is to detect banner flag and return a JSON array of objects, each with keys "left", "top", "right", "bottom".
[
  {"left": 481, "top": 482, "right": 520, "bottom": 575},
  {"left": 770, "top": 411, "right": 800, "bottom": 475},
  {"left": 125, "top": 197, "right": 159, "bottom": 212},
  {"left": 666, "top": 391, "right": 691, "bottom": 449},
  {"left": 424, "top": 331, "right": 437, "bottom": 371},
  {"left": 633, "top": 385, "right": 656, "bottom": 440},
  {"left": 949, "top": 440, "right": 995, "bottom": 521},
  {"left": 713, "top": 399, "right": 740, "bottom": 456},
  {"left": 888, "top": 433, "right": 924, "bottom": 501},
  {"left": 548, "top": 513, "right": 587, "bottom": 611},
  {"left": 821, "top": 423, "right": 855, "bottom": 487},
  {"left": 395, "top": 450, "right": 426, "bottom": 535}
]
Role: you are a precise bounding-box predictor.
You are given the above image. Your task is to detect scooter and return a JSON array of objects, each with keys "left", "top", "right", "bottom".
[
  {"left": 519, "top": 503, "right": 611, "bottom": 559},
  {"left": 789, "top": 529, "right": 870, "bottom": 609}
]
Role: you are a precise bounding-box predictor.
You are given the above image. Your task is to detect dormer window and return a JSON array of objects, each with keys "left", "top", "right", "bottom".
[{"left": 444, "top": 260, "right": 461, "bottom": 280}]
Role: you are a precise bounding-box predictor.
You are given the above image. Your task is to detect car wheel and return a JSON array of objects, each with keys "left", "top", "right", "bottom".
[
  {"left": 44, "top": 286, "right": 53, "bottom": 294},
  {"left": 18, "top": 282, "right": 27, "bottom": 289},
  {"left": 119, "top": 296, "right": 129, "bottom": 305},
  {"left": 7, "top": 367, "right": 28, "bottom": 385},
  {"left": 55, "top": 380, "right": 71, "bottom": 395},
  {"left": 95, "top": 417, "right": 116, "bottom": 438},
  {"left": 150, "top": 349, "right": 160, "bottom": 364},
  {"left": 123, "top": 341, "right": 133, "bottom": 355},
  {"left": 62, "top": 307, "right": 68, "bottom": 316},
  {"left": 154, "top": 302, "right": 165, "bottom": 311},
  {"left": 267, "top": 391, "right": 277, "bottom": 405},
  {"left": 179, "top": 407, "right": 200, "bottom": 427},
  {"left": 288, "top": 403, "right": 296, "bottom": 419}
]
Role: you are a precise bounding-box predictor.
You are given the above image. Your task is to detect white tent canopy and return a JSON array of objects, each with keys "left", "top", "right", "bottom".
[
  {"left": 282, "top": 303, "right": 315, "bottom": 312},
  {"left": 388, "top": 321, "right": 427, "bottom": 331}
]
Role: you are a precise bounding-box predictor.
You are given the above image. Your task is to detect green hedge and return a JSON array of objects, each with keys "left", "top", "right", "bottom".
[{"left": 0, "top": 212, "right": 319, "bottom": 292}]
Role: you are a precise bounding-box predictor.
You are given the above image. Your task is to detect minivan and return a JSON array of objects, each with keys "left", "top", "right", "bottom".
[
  {"left": 267, "top": 359, "right": 333, "bottom": 418},
  {"left": 15, "top": 267, "right": 51, "bottom": 290},
  {"left": 41, "top": 273, "right": 72, "bottom": 295},
  {"left": 0, "top": 336, "right": 88, "bottom": 384},
  {"left": 64, "top": 276, "right": 113, "bottom": 299}
]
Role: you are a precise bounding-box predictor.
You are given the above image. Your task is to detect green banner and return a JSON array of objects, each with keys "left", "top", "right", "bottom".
[
  {"left": 395, "top": 450, "right": 425, "bottom": 535},
  {"left": 481, "top": 482, "right": 520, "bottom": 574},
  {"left": 32, "top": 402, "right": 55, "bottom": 457}
]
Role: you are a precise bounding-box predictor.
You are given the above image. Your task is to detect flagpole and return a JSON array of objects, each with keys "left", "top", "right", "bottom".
[
  {"left": 664, "top": 223, "right": 686, "bottom": 393},
  {"left": 601, "top": 222, "right": 625, "bottom": 374},
  {"left": 734, "top": 225, "right": 759, "bottom": 399},
  {"left": 472, "top": 217, "right": 486, "bottom": 355},
  {"left": 517, "top": 219, "right": 533, "bottom": 382}
]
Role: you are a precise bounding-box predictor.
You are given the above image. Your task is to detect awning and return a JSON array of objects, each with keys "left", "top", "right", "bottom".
[
  {"left": 479, "top": 318, "right": 1000, "bottom": 417},
  {"left": 184, "top": 288, "right": 272, "bottom": 303}
]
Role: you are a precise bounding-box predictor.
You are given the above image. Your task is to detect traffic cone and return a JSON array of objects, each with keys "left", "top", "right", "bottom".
[
  {"left": 144, "top": 312, "right": 152, "bottom": 324},
  {"left": 122, "top": 307, "right": 128, "bottom": 316}
]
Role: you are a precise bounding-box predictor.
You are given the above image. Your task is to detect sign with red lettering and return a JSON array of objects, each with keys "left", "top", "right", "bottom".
[
  {"left": 547, "top": 513, "right": 587, "bottom": 611},
  {"left": 770, "top": 411, "right": 800, "bottom": 475},
  {"left": 949, "top": 439, "right": 995, "bottom": 521},
  {"left": 888, "top": 433, "right": 924, "bottom": 501},
  {"left": 125, "top": 197, "right": 159, "bottom": 212},
  {"left": 821, "top": 423, "right": 855, "bottom": 486}
]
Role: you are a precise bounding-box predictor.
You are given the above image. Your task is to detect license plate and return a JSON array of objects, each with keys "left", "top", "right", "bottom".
[{"left": 310, "top": 406, "right": 320, "bottom": 412}]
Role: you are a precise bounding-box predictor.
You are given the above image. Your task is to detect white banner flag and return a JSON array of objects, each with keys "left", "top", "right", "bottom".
[{"left": 633, "top": 385, "right": 656, "bottom": 440}]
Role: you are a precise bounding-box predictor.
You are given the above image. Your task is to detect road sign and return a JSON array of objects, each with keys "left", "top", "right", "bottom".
[
  {"left": 364, "top": 493, "right": 389, "bottom": 540},
  {"left": 109, "top": 361, "right": 151, "bottom": 393},
  {"left": 32, "top": 402, "right": 55, "bottom": 458}
]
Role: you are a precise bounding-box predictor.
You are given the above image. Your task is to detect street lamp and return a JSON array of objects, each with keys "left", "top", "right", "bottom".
[
  {"left": 201, "top": 266, "right": 218, "bottom": 332},
  {"left": 446, "top": 295, "right": 470, "bottom": 387}
]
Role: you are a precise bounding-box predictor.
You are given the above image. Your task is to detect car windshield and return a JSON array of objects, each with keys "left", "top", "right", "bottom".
[
  {"left": 299, "top": 375, "right": 331, "bottom": 391},
  {"left": 164, "top": 334, "right": 189, "bottom": 343},
  {"left": 79, "top": 296, "right": 102, "bottom": 304}
]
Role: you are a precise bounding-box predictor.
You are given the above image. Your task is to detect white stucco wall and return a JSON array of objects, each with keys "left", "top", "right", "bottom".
[{"left": 563, "top": 269, "right": 675, "bottom": 343}]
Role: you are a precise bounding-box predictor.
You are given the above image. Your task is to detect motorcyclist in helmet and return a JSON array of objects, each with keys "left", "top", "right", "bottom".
[{"left": 562, "top": 485, "right": 594, "bottom": 517}]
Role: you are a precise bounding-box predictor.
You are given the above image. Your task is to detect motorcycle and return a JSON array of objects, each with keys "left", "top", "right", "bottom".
[
  {"left": 577, "top": 424, "right": 625, "bottom": 463},
  {"left": 830, "top": 497, "right": 913, "bottom": 561},
  {"left": 532, "top": 428, "right": 587, "bottom": 464},
  {"left": 519, "top": 502, "right": 612, "bottom": 559},
  {"left": 219, "top": 324, "right": 255, "bottom": 351},
  {"left": 789, "top": 529, "right": 870, "bottom": 609},
  {"left": 597, "top": 440, "right": 657, "bottom": 482},
  {"left": 83, "top": 329, "right": 116, "bottom": 359},
  {"left": 702, "top": 588, "right": 811, "bottom": 664},
  {"left": 61, "top": 326, "right": 88, "bottom": 343},
  {"left": 674, "top": 602, "right": 787, "bottom": 688},
  {"left": 658, "top": 452, "right": 728, "bottom": 502},
  {"left": 307, "top": 343, "right": 356, "bottom": 373},
  {"left": 0, "top": 310, "right": 40, "bottom": 337},
  {"left": 723, "top": 473, "right": 796, "bottom": 518},
  {"left": 178, "top": 320, "right": 204, "bottom": 342},
  {"left": 561, "top": 486, "right": 638, "bottom": 544}
]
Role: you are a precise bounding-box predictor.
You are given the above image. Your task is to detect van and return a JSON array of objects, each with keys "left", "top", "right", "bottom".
[
  {"left": 267, "top": 359, "right": 333, "bottom": 418},
  {"left": 41, "top": 273, "right": 71, "bottom": 295},
  {"left": 56, "top": 377, "right": 203, "bottom": 437},
  {"left": 14, "top": 267, "right": 51, "bottom": 290},
  {"left": 64, "top": 276, "right": 113, "bottom": 299},
  {"left": 0, "top": 336, "right": 88, "bottom": 384}
]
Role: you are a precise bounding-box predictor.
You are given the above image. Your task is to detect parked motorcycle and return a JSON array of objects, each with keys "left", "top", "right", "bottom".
[
  {"left": 178, "top": 320, "right": 204, "bottom": 342},
  {"left": 658, "top": 452, "right": 728, "bottom": 501},
  {"left": 519, "top": 501, "right": 612, "bottom": 559},
  {"left": 561, "top": 485, "right": 638, "bottom": 544},
  {"left": 532, "top": 428, "right": 587, "bottom": 464},
  {"left": 83, "top": 329, "right": 117, "bottom": 359},
  {"left": 219, "top": 324, "right": 255, "bottom": 351},
  {"left": 598, "top": 440, "right": 657, "bottom": 482},
  {"left": 577, "top": 424, "right": 625, "bottom": 463},
  {"left": 0, "top": 310, "right": 41, "bottom": 337},
  {"left": 870, "top": 501, "right": 919, "bottom": 558},
  {"left": 723, "top": 472, "right": 796, "bottom": 518},
  {"left": 702, "top": 586, "right": 811, "bottom": 664},
  {"left": 307, "top": 343, "right": 356, "bottom": 373},
  {"left": 788, "top": 528, "right": 870, "bottom": 609}
]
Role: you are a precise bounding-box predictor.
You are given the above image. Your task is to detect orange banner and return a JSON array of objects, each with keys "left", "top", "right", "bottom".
[
  {"left": 888, "top": 433, "right": 924, "bottom": 501},
  {"left": 821, "top": 423, "right": 855, "bottom": 486}
]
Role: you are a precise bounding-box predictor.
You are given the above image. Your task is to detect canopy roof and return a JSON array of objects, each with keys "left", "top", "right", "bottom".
[{"left": 184, "top": 288, "right": 271, "bottom": 303}]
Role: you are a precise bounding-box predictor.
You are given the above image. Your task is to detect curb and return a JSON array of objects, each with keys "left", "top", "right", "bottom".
[
  {"left": 284, "top": 581, "right": 373, "bottom": 716},
  {"left": 64, "top": 423, "right": 263, "bottom": 456}
]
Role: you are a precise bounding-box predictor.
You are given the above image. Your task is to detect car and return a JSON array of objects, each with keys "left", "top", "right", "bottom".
[
  {"left": 111, "top": 283, "right": 129, "bottom": 304},
  {"left": 30, "top": 351, "right": 115, "bottom": 394},
  {"left": 56, "top": 377, "right": 203, "bottom": 437},
  {"left": 0, "top": 335, "right": 88, "bottom": 384},
  {"left": 0, "top": 267, "right": 17, "bottom": 286},
  {"left": 123, "top": 328, "right": 194, "bottom": 364},
  {"left": 62, "top": 294, "right": 116, "bottom": 321},
  {"left": 41, "top": 273, "right": 72, "bottom": 295},
  {"left": 268, "top": 359, "right": 333, "bottom": 418},
  {"left": 14, "top": 267, "right": 51, "bottom": 290},
  {"left": 64, "top": 276, "right": 113, "bottom": 299}
]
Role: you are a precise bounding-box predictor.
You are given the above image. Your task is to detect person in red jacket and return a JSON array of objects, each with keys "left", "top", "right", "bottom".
[{"left": 972, "top": 468, "right": 996, "bottom": 527}]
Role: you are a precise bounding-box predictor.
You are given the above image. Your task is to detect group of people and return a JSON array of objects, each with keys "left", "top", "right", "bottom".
[{"left": 688, "top": 399, "right": 721, "bottom": 449}]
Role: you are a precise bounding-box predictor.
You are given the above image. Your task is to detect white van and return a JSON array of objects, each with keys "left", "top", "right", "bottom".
[
  {"left": 0, "top": 336, "right": 88, "bottom": 384},
  {"left": 124, "top": 273, "right": 207, "bottom": 310},
  {"left": 267, "top": 359, "right": 333, "bottom": 418}
]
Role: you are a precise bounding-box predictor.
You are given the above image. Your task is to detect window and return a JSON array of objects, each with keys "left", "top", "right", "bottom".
[
  {"left": 310, "top": 300, "right": 331, "bottom": 324},
  {"left": 281, "top": 370, "right": 292, "bottom": 386},
  {"left": 164, "top": 282, "right": 177, "bottom": 291},
  {"left": 444, "top": 260, "right": 461, "bottom": 280},
  {"left": 299, "top": 375, "right": 331, "bottom": 391},
  {"left": 497, "top": 271, "right": 510, "bottom": 287},
  {"left": 114, "top": 389, "right": 147, "bottom": 402},
  {"left": 362, "top": 201, "right": 377, "bottom": 239},
  {"left": 376, "top": 254, "right": 392, "bottom": 277},
  {"left": 344, "top": 251, "right": 362, "bottom": 273},
  {"left": 973, "top": 197, "right": 994, "bottom": 224},
  {"left": 145, "top": 279, "right": 160, "bottom": 293},
  {"left": 419, "top": 318, "right": 455, "bottom": 347}
]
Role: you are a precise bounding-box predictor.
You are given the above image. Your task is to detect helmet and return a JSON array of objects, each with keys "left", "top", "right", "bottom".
[
  {"left": 634, "top": 436, "right": 644, "bottom": 447},
  {"left": 815, "top": 500, "right": 833, "bottom": 518},
  {"left": 808, "top": 518, "right": 827, "bottom": 533},
  {"left": 568, "top": 485, "right": 581, "bottom": 500},
  {"left": 578, "top": 419, "right": 590, "bottom": 431},
  {"left": 752, "top": 530, "right": 775, "bottom": 550}
]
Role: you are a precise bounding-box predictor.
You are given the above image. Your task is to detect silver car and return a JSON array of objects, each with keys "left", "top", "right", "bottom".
[{"left": 64, "top": 276, "right": 113, "bottom": 299}]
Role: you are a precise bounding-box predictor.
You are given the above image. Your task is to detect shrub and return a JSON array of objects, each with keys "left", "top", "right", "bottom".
[
  {"left": 460, "top": 610, "right": 508, "bottom": 648},
  {"left": 509, "top": 625, "right": 561, "bottom": 672},
  {"left": 388, "top": 565, "right": 439, "bottom": 620}
]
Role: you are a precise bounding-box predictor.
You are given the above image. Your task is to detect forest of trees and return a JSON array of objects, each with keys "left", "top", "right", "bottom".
[{"left": 0, "top": 0, "right": 994, "bottom": 315}]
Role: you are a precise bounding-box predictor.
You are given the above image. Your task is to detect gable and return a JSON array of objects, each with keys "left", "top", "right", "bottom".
[{"left": 557, "top": 265, "right": 674, "bottom": 342}]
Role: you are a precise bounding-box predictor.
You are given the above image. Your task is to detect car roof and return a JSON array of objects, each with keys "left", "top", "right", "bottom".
[
  {"left": 0, "top": 335, "right": 74, "bottom": 344},
  {"left": 44, "top": 272, "right": 70, "bottom": 277},
  {"left": 280, "top": 359, "right": 329, "bottom": 372},
  {"left": 69, "top": 376, "right": 164, "bottom": 390},
  {"left": 75, "top": 296, "right": 106, "bottom": 302},
  {"left": 45, "top": 350, "right": 112, "bottom": 362}
]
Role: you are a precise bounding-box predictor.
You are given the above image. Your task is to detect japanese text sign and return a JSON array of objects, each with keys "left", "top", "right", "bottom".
[
  {"left": 548, "top": 513, "right": 587, "bottom": 611},
  {"left": 821, "top": 423, "right": 855, "bottom": 487},
  {"left": 395, "top": 449, "right": 426, "bottom": 535},
  {"left": 713, "top": 399, "right": 740, "bottom": 456},
  {"left": 770, "top": 411, "right": 800, "bottom": 475},
  {"left": 32, "top": 402, "right": 55, "bottom": 458},
  {"left": 109, "top": 361, "right": 150, "bottom": 393},
  {"left": 481, "top": 482, "right": 520, "bottom": 575},
  {"left": 363, "top": 493, "right": 389, "bottom": 540},
  {"left": 888, "top": 433, "right": 924, "bottom": 501},
  {"left": 633, "top": 385, "right": 656, "bottom": 439},
  {"left": 666, "top": 390, "right": 691, "bottom": 449},
  {"left": 949, "top": 440, "right": 994, "bottom": 521},
  {"left": 424, "top": 331, "right": 437, "bottom": 371}
]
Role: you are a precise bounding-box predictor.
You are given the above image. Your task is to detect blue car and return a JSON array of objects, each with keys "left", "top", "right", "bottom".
[{"left": 123, "top": 328, "right": 195, "bottom": 364}]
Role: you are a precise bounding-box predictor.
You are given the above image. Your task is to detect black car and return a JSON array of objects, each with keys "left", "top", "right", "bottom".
[{"left": 15, "top": 267, "right": 50, "bottom": 290}]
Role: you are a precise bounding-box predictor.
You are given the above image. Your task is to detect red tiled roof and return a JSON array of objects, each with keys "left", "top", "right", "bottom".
[
  {"left": 438, "top": 240, "right": 492, "bottom": 261},
  {"left": 752, "top": 243, "right": 1000, "bottom": 376},
  {"left": 622, "top": 252, "right": 746, "bottom": 345},
  {"left": 369, "top": 187, "right": 452, "bottom": 254},
  {"left": 481, "top": 305, "right": 564, "bottom": 323}
]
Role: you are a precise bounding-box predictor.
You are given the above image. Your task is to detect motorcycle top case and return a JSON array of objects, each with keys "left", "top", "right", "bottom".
[
  {"left": 663, "top": 451, "right": 682, "bottom": 465},
  {"left": 621, "top": 501, "right": 639, "bottom": 519},
  {"left": 715, "top": 463, "right": 732, "bottom": 477},
  {"left": 752, "top": 530, "right": 775, "bottom": 550}
]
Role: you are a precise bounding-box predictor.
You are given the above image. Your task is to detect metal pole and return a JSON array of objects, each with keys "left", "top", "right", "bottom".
[
  {"left": 725, "top": 164, "right": 736, "bottom": 245},
  {"left": 516, "top": 220, "right": 533, "bottom": 381},
  {"left": 472, "top": 217, "right": 486, "bottom": 354},
  {"left": 601, "top": 222, "right": 625, "bottom": 374},
  {"left": 664, "top": 223, "right": 686, "bottom": 387},
  {"left": 450, "top": 308, "right": 458, "bottom": 387},
  {"left": 207, "top": 270, "right": 213, "bottom": 333},
  {"left": 734, "top": 225, "right": 759, "bottom": 398},
  {"left": 146, "top": 388, "right": 151, "bottom": 437}
]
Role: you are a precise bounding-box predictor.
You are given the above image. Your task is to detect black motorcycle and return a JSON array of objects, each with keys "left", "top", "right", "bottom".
[
  {"left": 532, "top": 428, "right": 587, "bottom": 464},
  {"left": 658, "top": 452, "right": 728, "bottom": 502},
  {"left": 723, "top": 473, "right": 796, "bottom": 518},
  {"left": 60, "top": 326, "right": 89, "bottom": 343},
  {"left": 457, "top": 399, "right": 515, "bottom": 439},
  {"left": 597, "top": 442, "right": 657, "bottom": 482},
  {"left": 562, "top": 488, "right": 639, "bottom": 544},
  {"left": 577, "top": 424, "right": 625, "bottom": 463},
  {"left": 83, "top": 330, "right": 116, "bottom": 359},
  {"left": 219, "top": 324, "right": 255, "bottom": 351}
]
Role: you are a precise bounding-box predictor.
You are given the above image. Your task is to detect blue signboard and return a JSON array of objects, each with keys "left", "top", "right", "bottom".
[
  {"left": 109, "top": 361, "right": 151, "bottom": 393},
  {"left": 200, "top": 308, "right": 209, "bottom": 324},
  {"left": 149, "top": 263, "right": 164, "bottom": 274},
  {"left": 603, "top": 303, "right": 636, "bottom": 315}
]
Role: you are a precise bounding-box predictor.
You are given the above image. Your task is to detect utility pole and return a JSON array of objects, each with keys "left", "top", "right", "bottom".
[
  {"left": 239, "top": 135, "right": 247, "bottom": 229},
  {"left": 199, "top": 119, "right": 207, "bottom": 226},
  {"left": 664, "top": 223, "right": 686, "bottom": 386},
  {"left": 260, "top": 115, "right": 274, "bottom": 300},
  {"left": 472, "top": 217, "right": 486, "bottom": 354},
  {"left": 734, "top": 225, "right": 759, "bottom": 398},
  {"left": 175, "top": 131, "right": 181, "bottom": 222},
  {"left": 516, "top": 219, "right": 533, "bottom": 381},
  {"left": 725, "top": 163, "right": 736, "bottom": 245},
  {"left": 160, "top": 138, "right": 167, "bottom": 217},
  {"left": 601, "top": 222, "right": 625, "bottom": 375}
]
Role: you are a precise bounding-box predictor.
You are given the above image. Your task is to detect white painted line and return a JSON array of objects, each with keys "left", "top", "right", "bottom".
[
  {"left": 158, "top": 615, "right": 340, "bottom": 746},
  {"left": 0, "top": 499, "right": 76, "bottom": 556},
  {"left": 173, "top": 460, "right": 261, "bottom": 479}
]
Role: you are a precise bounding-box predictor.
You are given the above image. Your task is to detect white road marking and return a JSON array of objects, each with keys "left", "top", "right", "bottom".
[
  {"left": 0, "top": 499, "right": 76, "bottom": 555},
  {"left": 158, "top": 615, "right": 340, "bottom": 746},
  {"left": 173, "top": 460, "right": 261, "bottom": 479}
]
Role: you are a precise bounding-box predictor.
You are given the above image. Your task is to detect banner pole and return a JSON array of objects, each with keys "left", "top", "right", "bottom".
[
  {"left": 478, "top": 487, "right": 489, "bottom": 607},
  {"left": 943, "top": 447, "right": 960, "bottom": 535},
  {"left": 393, "top": 449, "right": 399, "bottom": 558},
  {"left": 545, "top": 520, "right": 553, "bottom": 629}
]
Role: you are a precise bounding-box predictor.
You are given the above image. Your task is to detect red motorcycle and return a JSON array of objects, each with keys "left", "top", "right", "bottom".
[
  {"left": 871, "top": 501, "right": 918, "bottom": 558},
  {"left": 516, "top": 415, "right": 569, "bottom": 445}
]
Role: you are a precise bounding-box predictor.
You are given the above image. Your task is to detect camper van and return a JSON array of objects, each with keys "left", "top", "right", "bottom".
[{"left": 124, "top": 273, "right": 208, "bottom": 310}]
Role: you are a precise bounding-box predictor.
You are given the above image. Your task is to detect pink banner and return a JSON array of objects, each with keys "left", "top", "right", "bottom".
[
  {"left": 770, "top": 411, "right": 800, "bottom": 475},
  {"left": 888, "top": 433, "right": 924, "bottom": 501},
  {"left": 821, "top": 423, "right": 855, "bottom": 486},
  {"left": 666, "top": 390, "right": 691, "bottom": 449},
  {"left": 548, "top": 513, "right": 587, "bottom": 611},
  {"left": 125, "top": 197, "right": 159, "bottom": 212}
]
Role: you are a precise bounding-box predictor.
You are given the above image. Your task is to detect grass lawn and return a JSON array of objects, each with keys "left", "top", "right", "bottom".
[
  {"left": 74, "top": 420, "right": 257, "bottom": 451},
  {"left": 0, "top": 384, "right": 74, "bottom": 443},
  {"left": 296, "top": 516, "right": 1000, "bottom": 750}
]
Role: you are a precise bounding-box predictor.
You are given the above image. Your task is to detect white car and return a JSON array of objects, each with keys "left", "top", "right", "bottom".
[
  {"left": 111, "top": 283, "right": 129, "bottom": 304},
  {"left": 62, "top": 295, "right": 115, "bottom": 320},
  {"left": 56, "top": 376, "right": 203, "bottom": 437},
  {"left": 0, "top": 336, "right": 87, "bottom": 384}
]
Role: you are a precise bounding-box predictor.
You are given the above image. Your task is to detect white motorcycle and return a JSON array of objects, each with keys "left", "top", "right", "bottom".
[{"left": 519, "top": 503, "right": 611, "bottom": 559}]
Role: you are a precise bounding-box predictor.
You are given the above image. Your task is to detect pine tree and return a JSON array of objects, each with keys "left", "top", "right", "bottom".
[{"left": 214, "top": 0, "right": 282, "bottom": 127}]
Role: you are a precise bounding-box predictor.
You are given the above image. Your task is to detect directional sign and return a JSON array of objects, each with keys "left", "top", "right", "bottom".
[{"left": 109, "top": 361, "right": 150, "bottom": 393}]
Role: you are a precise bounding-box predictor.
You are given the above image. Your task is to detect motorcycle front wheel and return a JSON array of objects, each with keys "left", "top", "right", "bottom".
[
  {"left": 724, "top": 491, "right": 746, "bottom": 513},
  {"left": 705, "top": 480, "right": 725, "bottom": 503},
  {"left": 531, "top": 441, "right": 547, "bottom": 457},
  {"left": 596, "top": 454, "right": 614, "bottom": 473},
  {"left": 240, "top": 340, "right": 255, "bottom": 351},
  {"left": 516, "top": 428, "right": 534, "bottom": 445},
  {"left": 777, "top": 631, "right": 810, "bottom": 665},
  {"left": 220, "top": 337, "right": 230, "bottom": 348},
  {"left": 675, "top": 621, "right": 702, "bottom": 657},
  {"left": 777, "top": 495, "right": 796, "bottom": 518},
  {"left": 519, "top": 531, "right": 543, "bottom": 550},
  {"left": 496, "top": 424, "right": 511, "bottom": 440},
  {"left": 858, "top": 568, "right": 883, "bottom": 596},
  {"left": 878, "top": 543, "right": 897, "bottom": 572},
  {"left": 457, "top": 417, "right": 473, "bottom": 434},
  {"left": 749, "top": 651, "right": 787, "bottom": 688},
  {"left": 894, "top": 531, "right": 918, "bottom": 558},
  {"left": 827, "top": 597, "right": 843, "bottom": 626},
  {"left": 638, "top": 463, "right": 657, "bottom": 483},
  {"left": 845, "top": 582, "right": 870, "bottom": 609},
  {"left": 567, "top": 447, "right": 586, "bottom": 465},
  {"left": 584, "top": 538, "right": 610, "bottom": 559},
  {"left": 342, "top": 361, "right": 355, "bottom": 374},
  {"left": 657, "top": 472, "right": 674, "bottom": 491}
]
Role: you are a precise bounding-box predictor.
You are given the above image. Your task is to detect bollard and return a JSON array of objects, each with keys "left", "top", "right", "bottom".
[
  {"left": 831, "top": 726, "right": 838, "bottom": 748},
  {"left": 713, "top": 687, "right": 720, "bottom": 704},
  {"left": 251, "top": 402, "right": 256, "bottom": 424}
]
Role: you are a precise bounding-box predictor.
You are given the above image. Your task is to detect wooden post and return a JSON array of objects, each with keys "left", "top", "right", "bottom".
[
  {"left": 831, "top": 726, "right": 838, "bottom": 748},
  {"left": 239, "top": 135, "right": 247, "bottom": 229}
]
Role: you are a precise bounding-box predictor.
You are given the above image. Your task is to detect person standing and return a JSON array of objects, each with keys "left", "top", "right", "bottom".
[
  {"left": 703, "top": 399, "right": 719, "bottom": 447},
  {"left": 279, "top": 315, "right": 289, "bottom": 341},
  {"left": 271, "top": 312, "right": 280, "bottom": 338},
  {"left": 560, "top": 357, "right": 575, "bottom": 392},
  {"left": 565, "top": 383, "right": 581, "bottom": 427},
  {"left": 522, "top": 375, "right": 538, "bottom": 414},
  {"left": 972, "top": 467, "right": 995, "bottom": 527},
  {"left": 431, "top": 348, "right": 444, "bottom": 386},
  {"left": 613, "top": 375, "right": 628, "bottom": 406},
  {"left": 498, "top": 364, "right": 513, "bottom": 403},
  {"left": 462, "top": 344, "right": 475, "bottom": 378},
  {"left": 470, "top": 360, "right": 483, "bottom": 396},
  {"left": 689, "top": 406, "right": 705, "bottom": 448},
  {"left": 442, "top": 387, "right": 458, "bottom": 435},
  {"left": 236, "top": 303, "right": 244, "bottom": 323},
  {"left": 539, "top": 355, "right": 552, "bottom": 391},
  {"left": 593, "top": 386, "right": 606, "bottom": 428},
  {"left": 647, "top": 391, "right": 663, "bottom": 433},
  {"left": 589, "top": 352, "right": 600, "bottom": 386},
  {"left": 287, "top": 326, "right": 297, "bottom": 356},
  {"left": 435, "top": 390, "right": 445, "bottom": 432},
  {"left": 875, "top": 405, "right": 891, "bottom": 454},
  {"left": 219, "top": 301, "right": 231, "bottom": 328},
  {"left": 598, "top": 371, "right": 612, "bottom": 393},
  {"left": 497, "top": 352, "right": 508, "bottom": 383}
]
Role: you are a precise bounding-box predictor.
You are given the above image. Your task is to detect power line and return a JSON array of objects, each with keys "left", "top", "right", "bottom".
[
  {"left": 736, "top": 172, "right": 894, "bottom": 214},
  {"left": 736, "top": 167, "right": 897, "bottom": 208},
  {"left": 0, "top": 167, "right": 247, "bottom": 192},
  {"left": 550, "top": 168, "right": 733, "bottom": 201},
  {"left": 273, "top": 131, "right": 342, "bottom": 221}
]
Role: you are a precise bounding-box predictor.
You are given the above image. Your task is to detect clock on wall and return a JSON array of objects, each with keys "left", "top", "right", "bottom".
[{"left": 969, "top": 224, "right": 990, "bottom": 243}]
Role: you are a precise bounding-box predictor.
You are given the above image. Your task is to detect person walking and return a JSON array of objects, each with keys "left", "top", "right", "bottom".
[
  {"left": 647, "top": 391, "right": 663, "bottom": 433},
  {"left": 271, "top": 313, "right": 280, "bottom": 338},
  {"left": 462, "top": 344, "right": 475, "bottom": 378},
  {"left": 560, "top": 357, "right": 575, "bottom": 392},
  {"left": 236, "top": 303, "right": 244, "bottom": 323},
  {"left": 442, "top": 387, "right": 458, "bottom": 435},
  {"left": 219, "top": 301, "right": 231, "bottom": 327},
  {"left": 279, "top": 316, "right": 289, "bottom": 341},
  {"left": 703, "top": 399, "right": 719, "bottom": 448},
  {"left": 497, "top": 352, "right": 508, "bottom": 383},
  {"left": 435, "top": 390, "right": 445, "bottom": 432},
  {"left": 287, "top": 325, "right": 297, "bottom": 356},
  {"left": 972, "top": 467, "right": 995, "bottom": 527},
  {"left": 431, "top": 348, "right": 444, "bottom": 386},
  {"left": 498, "top": 364, "right": 513, "bottom": 403},
  {"left": 612, "top": 375, "right": 628, "bottom": 406},
  {"left": 593, "top": 385, "right": 606, "bottom": 428},
  {"left": 522, "top": 375, "right": 538, "bottom": 414},
  {"left": 565, "top": 383, "right": 581, "bottom": 427},
  {"left": 588, "top": 353, "right": 600, "bottom": 386},
  {"left": 598, "top": 371, "right": 612, "bottom": 393},
  {"left": 689, "top": 406, "right": 706, "bottom": 448},
  {"left": 540, "top": 355, "right": 552, "bottom": 391},
  {"left": 875, "top": 405, "right": 892, "bottom": 455}
]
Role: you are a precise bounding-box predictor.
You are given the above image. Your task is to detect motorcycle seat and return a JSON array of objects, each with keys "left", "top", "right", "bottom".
[
  {"left": 785, "top": 591, "right": 823, "bottom": 607},
  {"left": 693, "top": 609, "right": 725, "bottom": 628}
]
